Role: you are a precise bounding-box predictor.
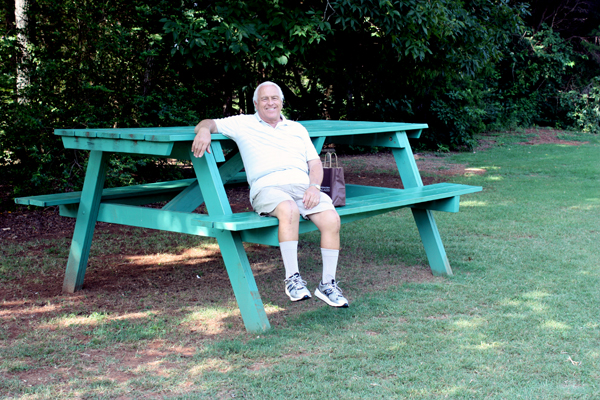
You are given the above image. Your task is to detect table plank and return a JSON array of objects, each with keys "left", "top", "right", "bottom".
[{"left": 54, "top": 121, "right": 428, "bottom": 144}]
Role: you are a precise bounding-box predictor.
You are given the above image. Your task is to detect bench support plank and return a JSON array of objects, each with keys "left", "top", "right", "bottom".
[
  {"left": 191, "top": 150, "right": 270, "bottom": 333},
  {"left": 411, "top": 197, "right": 460, "bottom": 213},
  {"left": 412, "top": 209, "right": 452, "bottom": 275},
  {"left": 63, "top": 151, "right": 108, "bottom": 293},
  {"left": 60, "top": 203, "right": 219, "bottom": 237},
  {"left": 392, "top": 133, "right": 452, "bottom": 276}
]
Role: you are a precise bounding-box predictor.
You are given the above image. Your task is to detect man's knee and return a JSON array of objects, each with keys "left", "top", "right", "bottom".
[
  {"left": 274, "top": 200, "right": 300, "bottom": 224},
  {"left": 314, "top": 209, "right": 341, "bottom": 232},
  {"left": 328, "top": 210, "right": 341, "bottom": 232}
]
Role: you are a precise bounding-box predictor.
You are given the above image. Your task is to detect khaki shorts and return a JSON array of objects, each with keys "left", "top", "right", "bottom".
[{"left": 251, "top": 184, "right": 335, "bottom": 219}]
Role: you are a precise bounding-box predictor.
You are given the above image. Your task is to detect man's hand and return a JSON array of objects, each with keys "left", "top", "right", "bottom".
[
  {"left": 192, "top": 120, "right": 216, "bottom": 158},
  {"left": 303, "top": 185, "right": 322, "bottom": 209}
]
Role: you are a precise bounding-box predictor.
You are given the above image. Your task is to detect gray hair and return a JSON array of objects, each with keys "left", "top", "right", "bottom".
[{"left": 252, "top": 81, "right": 284, "bottom": 104}]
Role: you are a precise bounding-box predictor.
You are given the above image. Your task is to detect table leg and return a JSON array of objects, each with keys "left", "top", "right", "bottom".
[
  {"left": 191, "top": 152, "right": 270, "bottom": 332},
  {"left": 392, "top": 134, "right": 453, "bottom": 276},
  {"left": 63, "top": 151, "right": 109, "bottom": 293},
  {"left": 411, "top": 209, "right": 452, "bottom": 276}
]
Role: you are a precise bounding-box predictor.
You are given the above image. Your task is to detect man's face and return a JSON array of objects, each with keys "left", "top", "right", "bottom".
[{"left": 255, "top": 85, "right": 283, "bottom": 124}]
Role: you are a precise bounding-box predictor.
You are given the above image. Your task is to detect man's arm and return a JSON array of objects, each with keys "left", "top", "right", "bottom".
[
  {"left": 192, "top": 119, "right": 218, "bottom": 158},
  {"left": 303, "top": 158, "right": 324, "bottom": 209}
]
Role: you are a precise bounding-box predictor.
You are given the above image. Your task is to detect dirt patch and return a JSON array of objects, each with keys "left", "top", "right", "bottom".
[
  {"left": 477, "top": 127, "right": 588, "bottom": 147},
  {"left": 519, "top": 128, "right": 589, "bottom": 146}
]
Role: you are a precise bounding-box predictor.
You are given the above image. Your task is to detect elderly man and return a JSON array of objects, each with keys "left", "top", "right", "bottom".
[{"left": 192, "top": 81, "right": 348, "bottom": 308}]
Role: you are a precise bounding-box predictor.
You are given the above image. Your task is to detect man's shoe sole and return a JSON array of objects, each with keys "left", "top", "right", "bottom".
[
  {"left": 315, "top": 289, "right": 349, "bottom": 308},
  {"left": 286, "top": 289, "right": 311, "bottom": 302}
]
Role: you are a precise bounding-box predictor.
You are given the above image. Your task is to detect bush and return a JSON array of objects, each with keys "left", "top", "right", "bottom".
[{"left": 560, "top": 77, "right": 600, "bottom": 133}]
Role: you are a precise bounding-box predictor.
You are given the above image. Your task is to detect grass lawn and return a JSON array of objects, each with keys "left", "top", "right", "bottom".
[{"left": 1, "top": 129, "right": 599, "bottom": 399}]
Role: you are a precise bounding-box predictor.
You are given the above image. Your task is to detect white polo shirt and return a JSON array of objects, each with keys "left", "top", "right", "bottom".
[{"left": 214, "top": 113, "right": 320, "bottom": 200}]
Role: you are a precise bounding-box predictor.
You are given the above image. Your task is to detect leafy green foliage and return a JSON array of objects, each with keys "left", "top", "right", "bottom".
[
  {"left": 1, "top": 0, "right": 599, "bottom": 203},
  {"left": 0, "top": 0, "right": 218, "bottom": 199},
  {"left": 560, "top": 77, "right": 600, "bottom": 134}
]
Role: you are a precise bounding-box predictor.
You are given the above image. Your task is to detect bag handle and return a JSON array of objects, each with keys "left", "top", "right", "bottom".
[{"left": 323, "top": 152, "right": 338, "bottom": 168}]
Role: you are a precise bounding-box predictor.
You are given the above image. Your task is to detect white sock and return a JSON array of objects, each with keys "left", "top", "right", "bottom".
[
  {"left": 280, "top": 241, "right": 299, "bottom": 279},
  {"left": 321, "top": 248, "right": 339, "bottom": 284}
]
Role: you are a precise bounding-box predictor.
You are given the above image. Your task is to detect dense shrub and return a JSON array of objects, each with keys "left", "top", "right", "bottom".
[
  {"left": 1, "top": 0, "right": 223, "bottom": 198},
  {"left": 560, "top": 77, "right": 600, "bottom": 134},
  {"left": 1, "top": 0, "right": 599, "bottom": 201}
]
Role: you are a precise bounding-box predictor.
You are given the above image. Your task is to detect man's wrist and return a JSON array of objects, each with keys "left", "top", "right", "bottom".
[{"left": 309, "top": 183, "right": 321, "bottom": 190}]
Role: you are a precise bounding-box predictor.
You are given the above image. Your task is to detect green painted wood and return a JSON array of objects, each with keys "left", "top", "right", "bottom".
[
  {"left": 412, "top": 209, "right": 452, "bottom": 275},
  {"left": 406, "top": 129, "right": 422, "bottom": 139},
  {"left": 15, "top": 191, "right": 82, "bottom": 206},
  {"left": 391, "top": 133, "right": 423, "bottom": 188},
  {"left": 102, "top": 204, "right": 217, "bottom": 237},
  {"left": 226, "top": 172, "right": 248, "bottom": 185},
  {"left": 299, "top": 121, "right": 428, "bottom": 137},
  {"left": 240, "top": 227, "right": 280, "bottom": 246},
  {"left": 193, "top": 212, "right": 278, "bottom": 230},
  {"left": 59, "top": 203, "right": 219, "bottom": 237},
  {"left": 312, "top": 136, "right": 326, "bottom": 153},
  {"left": 321, "top": 132, "right": 408, "bottom": 148},
  {"left": 61, "top": 136, "right": 175, "bottom": 156},
  {"left": 102, "top": 193, "right": 187, "bottom": 207},
  {"left": 54, "top": 121, "right": 428, "bottom": 143},
  {"left": 63, "top": 151, "right": 108, "bottom": 293},
  {"left": 169, "top": 141, "right": 195, "bottom": 160},
  {"left": 341, "top": 184, "right": 480, "bottom": 211},
  {"left": 411, "top": 197, "right": 460, "bottom": 213},
  {"left": 210, "top": 140, "right": 226, "bottom": 163},
  {"left": 217, "top": 152, "right": 245, "bottom": 184},
  {"left": 390, "top": 133, "right": 453, "bottom": 276},
  {"left": 191, "top": 150, "right": 270, "bottom": 333},
  {"left": 16, "top": 153, "right": 245, "bottom": 210},
  {"left": 161, "top": 180, "right": 203, "bottom": 212},
  {"left": 15, "top": 179, "right": 196, "bottom": 207},
  {"left": 216, "top": 230, "right": 270, "bottom": 332},
  {"left": 191, "top": 152, "right": 231, "bottom": 215},
  {"left": 193, "top": 183, "right": 481, "bottom": 232},
  {"left": 55, "top": 129, "right": 75, "bottom": 136},
  {"left": 346, "top": 184, "right": 402, "bottom": 197},
  {"left": 238, "top": 207, "right": 414, "bottom": 247},
  {"left": 162, "top": 153, "right": 246, "bottom": 212},
  {"left": 96, "top": 131, "right": 147, "bottom": 140},
  {"left": 45, "top": 120, "right": 483, "bottom": 328}
]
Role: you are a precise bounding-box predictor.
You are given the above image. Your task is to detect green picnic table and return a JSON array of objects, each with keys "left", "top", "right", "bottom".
[{"left": 15, "top": 121, "right": 482, "bottom": 332}]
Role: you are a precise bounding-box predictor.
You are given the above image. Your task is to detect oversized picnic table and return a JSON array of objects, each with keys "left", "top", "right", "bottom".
[{"left": 15, "top": 121, "right": 481, "bottom": 332}]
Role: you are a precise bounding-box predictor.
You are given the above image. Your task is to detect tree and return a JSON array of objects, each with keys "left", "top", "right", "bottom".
[{"left": 14, "top": 0, "right": 27, "bottom": 98}]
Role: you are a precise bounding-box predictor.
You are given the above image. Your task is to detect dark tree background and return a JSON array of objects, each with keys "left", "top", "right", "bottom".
[{"left": 1, "top": 0, "right": 599, "bottom": 207}]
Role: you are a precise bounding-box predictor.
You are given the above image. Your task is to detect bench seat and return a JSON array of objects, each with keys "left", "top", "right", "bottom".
[
  {"left": 193, "top": 183, "right": 481, "bottom": 231},
  {"left": 14, "top": 179, "right": 197, "bottom": 207},
  {"left": 15, "top": 180, "right": 481, "bottom": 248}
]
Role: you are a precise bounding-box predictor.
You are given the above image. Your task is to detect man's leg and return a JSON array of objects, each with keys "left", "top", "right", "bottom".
[
  {"left": 270, "top": 200, "right": 300, "bottom": 278},
  {"left": 309, "top": 209, "right": 348, "bottom": 307},
  {"left": 271, "top": 200, "right": 300, "bottom": 243},
  {"left": 308, "top": 209, "right": 341, "bottom": 281},
  {"left": 271, "top": 200, "right": 311, "bottom": 301}
]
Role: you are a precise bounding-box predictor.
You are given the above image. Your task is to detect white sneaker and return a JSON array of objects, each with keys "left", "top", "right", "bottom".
[
  {"left": 284, "top": 273, "right": 311, "bottom": 302},
  {"left": 315, "top": 279, "right": 349, "bottom": 308}
]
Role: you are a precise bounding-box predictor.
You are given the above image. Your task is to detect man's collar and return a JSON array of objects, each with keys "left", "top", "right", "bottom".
[{"left": 254, "top": 112, "right": 289, "bottom": 126}]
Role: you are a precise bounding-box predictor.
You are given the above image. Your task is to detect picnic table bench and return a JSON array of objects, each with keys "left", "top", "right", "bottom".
[{"left": 15, "top": 121, "right": 482, "bottom": 332}]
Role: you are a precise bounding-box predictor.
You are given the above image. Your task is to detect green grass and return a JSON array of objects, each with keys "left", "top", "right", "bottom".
[{"left": 1, "top": 130, "right": 599, "bottom": 399}]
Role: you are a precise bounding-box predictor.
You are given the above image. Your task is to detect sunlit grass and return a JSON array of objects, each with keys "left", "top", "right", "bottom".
[{"left": 1, "top": 131, "right": 600, "bottom": 398}]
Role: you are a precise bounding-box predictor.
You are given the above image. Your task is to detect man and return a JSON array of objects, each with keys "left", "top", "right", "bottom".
[{"left": 192, "top": 81, "right": 348, "bottom": 308}]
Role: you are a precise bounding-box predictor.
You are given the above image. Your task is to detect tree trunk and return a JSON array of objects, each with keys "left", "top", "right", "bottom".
[{"left": 15, "top": 0, "right": 29, "bottom": 99}]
